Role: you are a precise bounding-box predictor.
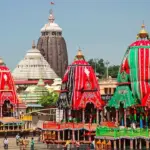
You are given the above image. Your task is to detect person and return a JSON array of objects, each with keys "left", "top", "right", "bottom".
[
  {"left": 90, "top": 140, "right": 95, "bottom": 150},
  {"left": 131, "top": 121, "right": 136, "bottom": 131},
  {"left": 19, "top": 137, "right": 23, "bottom": 150},
  {"left": 10, "top": 108, "right": 13, "bottom": 117},
  {"left": 75, "top": 141, "right": 80, "bottom": 150},
  {"left": 15, "top": 111, "right": 18, "bottom": 118},
  {"left": 16, "top": 133, "right": 20, "bottom": 146},
  {"left": 64, "top": 140, "right": 71, "bottom": 150},
  {"left": 30, "top": 137, "right": 34, "bottom": 150},
  {"left": 4, "top": 137, "right": 8, "bottom": 149},
  {"left": 19, "top": 110, "right": 22, "bottom": 119},
  {"left": 38, "top": 132, "right": 41, "bottom": 142},
  {"left": 22, "top": 137, "right": 28, "bottom": 150}
]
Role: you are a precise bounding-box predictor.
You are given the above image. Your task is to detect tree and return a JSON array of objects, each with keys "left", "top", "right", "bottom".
[
  {"left": 108, "top": 65, "right": 120, "bottom": 78},
  {"left": 88, "top": 58, "right": 105, "bottom": 77},
  {"left": 38, "top": 92, "right": 59, "bottom": 107},
  {"left": 88, "top": 58, "right": 120, "bottom": 78}
]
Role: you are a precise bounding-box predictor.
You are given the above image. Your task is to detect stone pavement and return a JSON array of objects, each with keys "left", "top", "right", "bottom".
[{"left": 0, "top": 137, "right": 92, "bottom": 150}]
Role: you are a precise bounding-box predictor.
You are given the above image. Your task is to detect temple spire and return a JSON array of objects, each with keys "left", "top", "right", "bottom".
[
  {"left": 32, "top": 40, "right": 36, "bottom": 49},
  {"left": 48, "top": 9, "right": 55, "bottom": 23},
  {"left": 137, "top": 22, "right": 149, "bottom": 39}
]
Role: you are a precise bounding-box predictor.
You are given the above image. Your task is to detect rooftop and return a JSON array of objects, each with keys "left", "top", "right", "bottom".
[{"left": 12, "top": 41, "right": 58, "bottom": 80}]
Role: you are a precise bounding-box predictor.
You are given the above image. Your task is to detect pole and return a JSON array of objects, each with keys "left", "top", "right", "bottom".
[
  {"left": 82, "top": 109, "right": 85, "bottom": 123},
  {"left": 0, "top": 106, "right": 2, "bottom": 117},
  {"left": 96, "top": 109, "right": 99, "bottom": 124},
  {"left": 105, "top": 60, "right": 109, "bottom": 79},
  {"left": 124, "top": 109, "right": 127, "bottom": 127},
  {"left": 116, "top": 109, "right": 118, "bottom": 126},
  {"left": 95, "top": 59, "right": 96, "bottom": 73},
  {"left": 101, "top": 110, "right": 103, "bottom": 124},
  {"left": 64, "top": 109, "right": 66, "bottom": 122},
  {"left": 59, "top": 109, "right": 60, "bottom": 123},
  {"left": 94, "top": 58, "right": 98, "bottom": 74}
]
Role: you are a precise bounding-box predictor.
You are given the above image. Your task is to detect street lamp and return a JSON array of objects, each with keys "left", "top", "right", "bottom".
[
  {"left": 94, "top": 58, "right": 99, "bottom": 74},
  {"left": 105, "top": 60, "right": 110, "bottom": 79}
]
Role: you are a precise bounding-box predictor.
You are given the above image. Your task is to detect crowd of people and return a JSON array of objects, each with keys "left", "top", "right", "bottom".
[{"left": 3, "top": 134, "right": 34, "bottom": 150}]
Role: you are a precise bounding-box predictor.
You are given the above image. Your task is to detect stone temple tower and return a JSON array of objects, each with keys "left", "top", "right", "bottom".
[{"left": 37, "top": 10, "right": 68, "bottom": 78}]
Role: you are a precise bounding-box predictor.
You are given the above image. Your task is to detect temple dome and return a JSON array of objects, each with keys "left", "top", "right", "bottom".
[
  {"left": 41, "top": 23, "right": 62, "bottom": 32},
  {"left": 12, "top": 41, "right": 58, "bottom": 80},
  {"left": 41, "top": 10, "right": 62, "bottom": 32}
]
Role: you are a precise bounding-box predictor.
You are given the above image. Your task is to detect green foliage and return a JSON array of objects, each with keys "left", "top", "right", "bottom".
[
  {"left": 88, "top": 58, "right": 120, "bottom": 78},
  {"left": 38, "top": 92, "right": 59, "bottom": 107},
  {"left": 108, "top": 65, "right": 120, "bottom": 78},
  {"left": 88, "top": 58, "right": 105, "bottom": 77}
]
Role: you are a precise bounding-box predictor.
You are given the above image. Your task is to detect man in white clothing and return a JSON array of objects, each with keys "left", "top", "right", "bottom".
[{"left": 4, "top": 137, "right": 8, "bottom": 149}]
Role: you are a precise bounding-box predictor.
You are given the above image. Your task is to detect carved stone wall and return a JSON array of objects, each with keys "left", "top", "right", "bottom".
[{"left": 37, "top": 36, "right": 68, "bottom": 78}]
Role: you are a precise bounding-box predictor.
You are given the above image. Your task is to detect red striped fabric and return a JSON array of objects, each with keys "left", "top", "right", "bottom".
[
  {"left": 71, "top": 60, "right": 103, "bottom": 109},
  {"left": 0, "top": 66, "right": 18, "bottom": 106},
  {"left": 129, "top": 40, "right": 150, "bottom": 107},
  {"left": 60, "top": 59, "right": 104, "bottom": 110},
  {"left": 138, "top": 48, "right": 150, "bottom": 100}
]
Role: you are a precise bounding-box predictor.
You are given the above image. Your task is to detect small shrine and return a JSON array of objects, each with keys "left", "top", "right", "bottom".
[{"left": 19, "top": 79, "right": 49, "bottom": 112}]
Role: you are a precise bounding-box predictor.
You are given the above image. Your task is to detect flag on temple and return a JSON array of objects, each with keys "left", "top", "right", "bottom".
[{"left": 51, "top": 2, "right": 54, "bottom": 5}]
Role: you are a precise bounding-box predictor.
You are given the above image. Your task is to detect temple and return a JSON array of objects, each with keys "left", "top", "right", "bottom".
[
  {"left": 12, "top": 41, "right": 58, "bottom": 91},
  {"left": 37, "top": 9, "right": 68, "bottom": 78},
  {"left": 19, "top": 78, "right": 49, "bottom": 111},
  {"left": 95, "top": 24, "right": 150, "bottom": 150}
]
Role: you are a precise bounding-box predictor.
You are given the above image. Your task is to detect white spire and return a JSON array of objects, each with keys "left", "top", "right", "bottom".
[
  {"left": 32, "top": 40, "right": 36, "bottom": 49},
  {"left": 48, "top": 9, "right": 55, "bottom": 23}
]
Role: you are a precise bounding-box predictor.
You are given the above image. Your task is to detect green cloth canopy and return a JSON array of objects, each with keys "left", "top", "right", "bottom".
[{"left": 108, "top": 85, "right": 137, "bottom": 108}]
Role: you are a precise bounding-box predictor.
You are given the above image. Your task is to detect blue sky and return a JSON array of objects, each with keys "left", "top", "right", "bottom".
[{"left": 0, "top": 0, "right": 150, "bottom": 70}]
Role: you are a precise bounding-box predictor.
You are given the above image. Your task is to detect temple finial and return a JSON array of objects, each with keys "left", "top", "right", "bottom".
[
  {"left": 48, "top": 9, "right": 55, "bottom": 23},
  {"left": 141, "top": 20, "right": 145, "bottom": 28},
  {"left": 0, "top": 57, "right": 5, "bottom": 66},
  {"left": 137, "top": 22, "right": 149, "bottom": 39},
  {"left": 75, "top": 48, "right": 84, "bottom": 60},
  {"left": 32, "top": 40, "right": 36, "bottom": 49}
]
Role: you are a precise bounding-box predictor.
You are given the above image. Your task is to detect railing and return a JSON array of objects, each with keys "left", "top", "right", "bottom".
[
  {"left": 43, "top": 122, "right": 85, "bottom": 130},
  {"left": 96, "top": 127, "right": 149, "bottom": 138},
  {"left": 99, "top": 78, "right": 117, "bottom": 82},
  {"left": 43, "top": 122, "right": 59, "bottom": 129}
]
